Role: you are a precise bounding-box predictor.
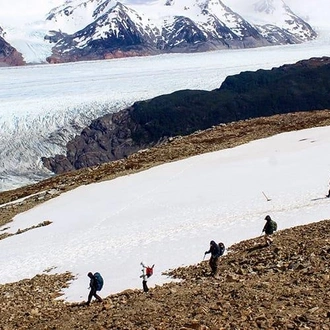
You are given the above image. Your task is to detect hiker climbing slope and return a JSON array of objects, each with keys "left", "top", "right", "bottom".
[
  {"left": 262, "top": 215, "right": 277, "bottom": 246},
  {"left": 86, "top": 272, "right": 103, "bottom": 305},
  {"left": 140, "top": 262, "right": 154, "bottom": 293},
  {"left": 204, "top": 240, "right": 221, "bottom": 277}
]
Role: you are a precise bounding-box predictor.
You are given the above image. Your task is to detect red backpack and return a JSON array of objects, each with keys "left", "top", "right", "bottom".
[{"left": 146, "top": 266, "right": 154, "bottom": 278}]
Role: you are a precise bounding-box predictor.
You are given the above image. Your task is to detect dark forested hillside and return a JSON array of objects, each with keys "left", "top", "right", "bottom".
[
  {"left": 42, "top": 56, "right": 330, "bottom": 173},
  {"left": 130, "top": 57, "right": 330, "bottom": 143}
]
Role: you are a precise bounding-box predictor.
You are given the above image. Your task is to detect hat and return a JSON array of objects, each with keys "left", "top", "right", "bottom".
[{"left": 265, "top": 215, "right": 271, "bottom": 221}]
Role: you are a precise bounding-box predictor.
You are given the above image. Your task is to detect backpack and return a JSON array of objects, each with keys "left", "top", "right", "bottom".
[
  {"left": 218, "top": 242, "right": 225, "bottom": 256},
  {"left": 270, "top": 220, "right": 277, "bottom": 232},
  {"left": 146, "top": 266, "right": 153, "bottom": 278},
  {"left": 94, "top": 272, "right": 104, "bottom": 291}
]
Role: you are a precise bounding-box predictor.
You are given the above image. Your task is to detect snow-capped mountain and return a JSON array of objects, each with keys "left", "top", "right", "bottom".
[
  {"left": 45, "top": 0, "right": 316, "bottom": 63},
  {"left": 0, "top": 0, "right": 318, "bottom": 65}
]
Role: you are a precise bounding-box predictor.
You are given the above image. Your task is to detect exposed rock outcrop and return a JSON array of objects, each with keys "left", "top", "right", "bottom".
[{"left": 42, "top": 108, "right": 164, "bottom": 173}]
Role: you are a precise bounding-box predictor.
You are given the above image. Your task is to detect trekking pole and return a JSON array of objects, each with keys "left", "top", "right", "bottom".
[
  {"left": 203, "top": 253, "right": 206, "bottom": 261},
  {"left": 262, "top": 191, "right": 271, "bottom": 201}
]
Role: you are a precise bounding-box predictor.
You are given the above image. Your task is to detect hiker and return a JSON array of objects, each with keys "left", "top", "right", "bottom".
[
  {"left": 262, "top": 215, "right": 277, "bottom": 246},
  {"left": 140, "top": 262, "right": 154, "bottom": 293},
  {"left": 86, "top": 272, "right": 103, "bottom": 305},
  {"left": 204, "top": 240, "right": 221, "bottom": 276},
  {"left": 326, "top": 189, "right": 330, "bottom": 198}
]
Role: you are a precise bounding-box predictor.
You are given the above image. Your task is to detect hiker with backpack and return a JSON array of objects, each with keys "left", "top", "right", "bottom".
[
  {"left": 86, "top": 272, "right": 103, "bottom": 305},
  {"left": 204, "top": 240, "right": 222, "bottom": 277},
  {"left": 140, "top": 262, "right": 154, "bottom": 293},
  {"left": 262, "top": 215, "right": 277, "bottom": 246}
]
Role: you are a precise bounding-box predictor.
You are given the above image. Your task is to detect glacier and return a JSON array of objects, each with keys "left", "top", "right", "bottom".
[{"left": 1, "top": 32, "right": 330, "bottom": 192}]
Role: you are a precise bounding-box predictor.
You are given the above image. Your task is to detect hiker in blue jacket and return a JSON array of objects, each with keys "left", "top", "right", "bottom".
[
  {"left": 86, "top": 272, "right": 102, "bottom": 305},
  {"left": 204, "top": 240, "right": 221, "bottom": 276}
]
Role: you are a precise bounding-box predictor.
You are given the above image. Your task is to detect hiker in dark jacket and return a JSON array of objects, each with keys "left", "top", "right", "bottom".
[
  {"left": 86, "top": 272, "right": 102, "bottom": 305},
  {"left": 262, "top": 215, "right": 277, "bottom": 246},
  {"left": 205, "top": 240, "right": 221, "bottom": 276}
]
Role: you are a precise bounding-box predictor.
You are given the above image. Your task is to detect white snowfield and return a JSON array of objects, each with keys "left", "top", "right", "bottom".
[
  {"left": 1, "top": 34, "right": 330, "bottom": 192},
  {"left": 0, "top": 125, "right": 330, "bottom": 302}
]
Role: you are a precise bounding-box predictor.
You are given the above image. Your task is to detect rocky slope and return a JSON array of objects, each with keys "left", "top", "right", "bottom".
[
  {"left": 0, "top": 110, "right": 330, "bottom": 329},
  {"left": 0, "top": 219, "right": 329, "bottom": 329}
]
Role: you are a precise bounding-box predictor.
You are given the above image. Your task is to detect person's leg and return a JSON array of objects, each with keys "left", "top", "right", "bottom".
[
  {"left": 265, "top": 234, "right": 273, "bottom": 246},
  {"left": 212, "top": 257, "right": 219, "bottom": 277},
  {"left": 94, "top": 292, "right": 102, "bottom": 302},
  {"left": 209, "top": 257, "right": 214, "bottom": 274},
  {"left": 142, "top": 280, "right": 149, "bottom": 293},
  {"left": 87, "top": 289, "right": 94, "bottom": 305},
  {"left": 210, "top": 257, "right": 217, "bottom": 275}
]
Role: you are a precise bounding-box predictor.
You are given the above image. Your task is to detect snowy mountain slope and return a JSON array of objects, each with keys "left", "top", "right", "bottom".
[
  {"left": 0, "top": 0, "right": 321, "bottom": 64},
  {"left": 1, "top": 40, "right": 330, "bottom": 192},
  {"left": 249, "top": 0, "right": 317, "bottom": 42},
  {"left": 46, "top": 0, "right": 113, "bottom": 34},
  {"left": 1, "top": 125, "right": 330, "bottom": 302}
]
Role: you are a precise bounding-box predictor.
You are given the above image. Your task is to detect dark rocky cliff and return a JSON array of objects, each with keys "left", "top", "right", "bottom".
[
  {"left": 0, "top": 35, "right": 25, "bottom": 66},
  {"left": 42, "top": 108, "right": 165, "bottom": 173},
  {"left": 42, "top": 56, "right": 330, "bottom": 174}
]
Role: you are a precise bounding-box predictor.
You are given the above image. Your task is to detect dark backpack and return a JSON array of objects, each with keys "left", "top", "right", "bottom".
[
  {"left": 265, "top": 220, "right": 277, "bottom": 234},
  {"left": 218, "top": 242, "right": 225, "bottom": 256},
  {"left": 94, "top": 272, "right": 104, "bottom": 291},
  {"left": 270, "top": 220, "right": 277, "bottom": 232}
]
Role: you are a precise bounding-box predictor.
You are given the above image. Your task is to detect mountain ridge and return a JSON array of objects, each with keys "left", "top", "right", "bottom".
[{"left": 45, "top": 0, "right": 317, "bottom": 63}]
